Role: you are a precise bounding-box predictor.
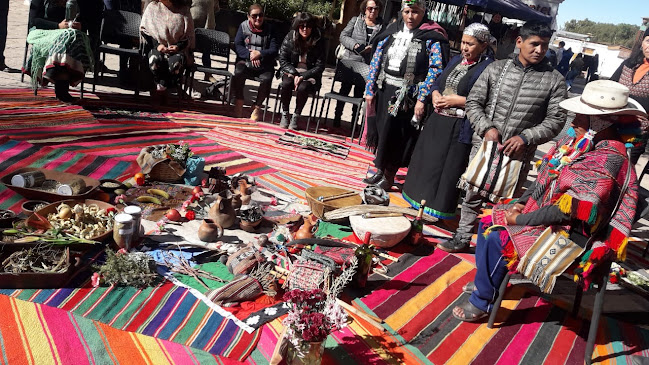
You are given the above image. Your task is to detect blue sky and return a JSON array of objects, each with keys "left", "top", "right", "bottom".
[{"left": 556, "top": 0, "right": 647, "bottom": 28}]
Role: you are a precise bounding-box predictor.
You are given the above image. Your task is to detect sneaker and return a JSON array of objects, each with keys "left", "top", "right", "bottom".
[
  {"left": 289, "top": 114, "right": 299, "bottom": 130},
  {"left": 437, "top": 234, "right": 471, "bottom": 253},
  {"left": 156, "top": 83, "right": 167, "bottom": 92},
  {"left": 233, "top": 99, "right": 244, "bottom": 118},
  {"left": 250, "top": 105, "right": 262, "bottom": 121},
  {"left": 279, "top": 111, "right": 290, "bottom": 128}
]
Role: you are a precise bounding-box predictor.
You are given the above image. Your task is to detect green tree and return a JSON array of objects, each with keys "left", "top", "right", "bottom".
[
  {"left": 564, "top": 18, "right": 640, "bottom": 48},
  {"left": 228, "top": 0, "right": 333, "bottom": 21}
]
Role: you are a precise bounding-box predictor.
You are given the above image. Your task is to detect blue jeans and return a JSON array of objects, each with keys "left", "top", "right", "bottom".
[{"left": 469, "top": 222, "right": 509, "bottom": 312}]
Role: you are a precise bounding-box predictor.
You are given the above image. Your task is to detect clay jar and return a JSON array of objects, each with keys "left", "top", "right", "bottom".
[
  {"left": 209, "top": 190, "right": 237, "bottom": 229},
  {"left": 294, "top": 214, "right": 317, "bottom": 240},
  {"left": 198, "top": 219, "right": 224, "bottom": 242},
  {"left": 238, "top": 179, "right": 252, "bottom": 206}
]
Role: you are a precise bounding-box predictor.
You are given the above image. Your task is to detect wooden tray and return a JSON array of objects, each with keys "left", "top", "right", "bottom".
[
  {"left": 0, "top": 167, "right": 100, "bottom": 202},
  {"left": 26, "top": 199, "right": 116, "bottom": 243},
  {"left": 0, "top": 245, "right": 74, "bottom": 289},
  {"left": 305, "top": 186, "right": 362, "bottom": 219}
]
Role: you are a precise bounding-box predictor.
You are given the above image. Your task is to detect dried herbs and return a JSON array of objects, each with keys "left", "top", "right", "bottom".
[
  {"left": 93, "top": 250, "right": 160, "bottom": 288},
  {"left": 1, "top": 245, "right": 69, "bottom": 274}
]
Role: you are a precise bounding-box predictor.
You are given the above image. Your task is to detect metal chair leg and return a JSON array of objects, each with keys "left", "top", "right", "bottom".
[
  {"left": 315, "top": 97, "right": 328, "bottom": 134},
  {"left": 350, "top": 103, "right": 360, "bottom": 141},
  {"left": 572, "top": 283, "right": 583, "bottom": 318},
  {"left": 487, "top": 272, "right": 512, "bottom": 329},
  {"left": 271, "top": 84, "right": 281, "bottom": 125},
  {"left": 306, "top": 93, "right": 317, "bottom": 132},
  {"left": 21, "top": 42, "right": 29, "bottom": 83},
  {"left": 584, "top": 261, "right": 610, "bottom": 365},
  {"left": 134, "top": 60, "right": 140, "bottom": 97},
  {"left": 80, "top": 78, "right": 84, "bottom": 99}
]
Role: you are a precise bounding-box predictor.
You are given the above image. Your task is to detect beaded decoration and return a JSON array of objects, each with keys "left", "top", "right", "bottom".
[{"left": 540, "top": 127, "right": 595, "bottom": 179}]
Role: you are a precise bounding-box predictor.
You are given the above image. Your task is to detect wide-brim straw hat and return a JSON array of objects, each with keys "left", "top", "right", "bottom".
[{"left": 559, "top": 80, "right": 647, "bottom": 117}]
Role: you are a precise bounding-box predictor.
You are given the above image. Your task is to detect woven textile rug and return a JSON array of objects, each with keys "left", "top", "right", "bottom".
[
  {"left": 0, "top": 295, "right": 249, "bottom": 364},
  {"left": 354, "top": 249, "right": 649, "bottom": 364}
]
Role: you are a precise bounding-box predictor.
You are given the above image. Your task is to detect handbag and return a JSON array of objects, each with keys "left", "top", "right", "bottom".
[
  {"left": 458, "top": 140, "right": 523, "bottom": 202},
  {"left": 335, "top": 17, "right": 359, "bottom": 60},
  {"left": 458, "top": 60, "right": 520, "bottom": 202},
  {"left": 516, "top": 157, "right": 633, "bottom": 294}
]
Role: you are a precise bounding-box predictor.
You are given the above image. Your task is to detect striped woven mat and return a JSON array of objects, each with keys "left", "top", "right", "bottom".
[{"left": 0, "top": 294, "right": 252, "bottom": 364}]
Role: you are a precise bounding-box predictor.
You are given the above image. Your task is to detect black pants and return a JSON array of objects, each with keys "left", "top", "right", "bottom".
[
  {"left": 0, "top": 0, "right": 8, "bottom": 65},
  {"left": 231, "top": 61, "right": 273, "bottom": 106},
  {"left": 280, "top": 74, "right": 315, "bottom": 114},
  {"left": 147, "top": 49, "right": 185, "bottom": 88}
]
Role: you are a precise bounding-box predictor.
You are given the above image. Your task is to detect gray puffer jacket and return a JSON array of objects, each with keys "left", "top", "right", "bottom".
[
  {"left": 339, "top": 15, "right": 383, "bottom": 62},
  {"left": 466, "top": 57, "right": 567, "bottom": 152}
]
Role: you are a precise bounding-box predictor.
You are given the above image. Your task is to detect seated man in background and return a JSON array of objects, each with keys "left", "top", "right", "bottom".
[{"left": 231, "top": 4, "right": 278, "bottom": 120}]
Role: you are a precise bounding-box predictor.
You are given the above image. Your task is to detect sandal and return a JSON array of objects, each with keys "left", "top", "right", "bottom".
[
  {"left": 437, "top": 236, "right": 471, "bottom": 253},
  {"left": 462, "top": 281, "right": 477, "bottom": 294},
  {"left": 452, "top": 301, "right": 488, "bottom": 322}
]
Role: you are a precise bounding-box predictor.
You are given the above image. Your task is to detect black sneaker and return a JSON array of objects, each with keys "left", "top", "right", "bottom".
[{"left": 437, "top": 235, "right": 471, "bottom": 253}]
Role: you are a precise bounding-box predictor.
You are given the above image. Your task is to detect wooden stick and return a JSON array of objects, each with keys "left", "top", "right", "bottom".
[
  {"left": 336, "top": 238, "right": 399, "bottom": 262},
  {"left": 361, "top": 212, "right": 404, "bottom": 219},
  {"left": 318, "top": 191, "right": 358, "bottom": 202}
]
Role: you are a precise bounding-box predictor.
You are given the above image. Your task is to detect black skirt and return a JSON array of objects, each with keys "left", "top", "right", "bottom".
[
  {"left": 372, "top": 84, "right": 420, "bottom": 171},
  {"left": 402, "top": 112, "right": 472, "bottom": 219}
]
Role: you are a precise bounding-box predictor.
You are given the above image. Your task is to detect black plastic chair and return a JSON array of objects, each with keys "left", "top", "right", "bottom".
[
  {"left": 314, "top": 62, "right": 365, "bottom": 139},
  {"left": 92, "top": 10, "right": 142, "bottom": 96},
  {"left": 189, "top": 28, "right": 233, "bottom": 104},
  {"left": 271, "top": 83, "right": 320, "bottom": 127}
]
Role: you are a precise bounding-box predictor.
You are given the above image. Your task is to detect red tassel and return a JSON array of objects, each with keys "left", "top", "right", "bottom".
[
  {"left": 576, "top": 200, "right": 593, "bottom": 222},
  {"left": 607, "top": 228, "right": 627, "bottom": 252},
  {"left": 588, "top": 246, "right": 608, "bottom": 263}
]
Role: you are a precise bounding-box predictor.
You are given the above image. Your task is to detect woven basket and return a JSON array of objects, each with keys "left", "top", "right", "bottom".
[
  {"left": 305, "top": 186, "right": 362, "bottom": 219},
  {"left": 136, "top": 146, "right": 186, "bottom": 183}
]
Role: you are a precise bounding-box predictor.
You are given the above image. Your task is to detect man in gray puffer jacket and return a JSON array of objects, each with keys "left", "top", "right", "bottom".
[{"left": 438, "top": 21, "right": 567, "bottom": 253}]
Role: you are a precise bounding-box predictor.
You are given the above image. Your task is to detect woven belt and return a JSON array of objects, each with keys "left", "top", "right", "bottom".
[{"left": 436, "top": 107, "right": 465, "bottom": 118}]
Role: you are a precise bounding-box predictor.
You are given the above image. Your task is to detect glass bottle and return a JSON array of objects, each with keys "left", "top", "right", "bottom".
[
  {"left": 65, "top": 0, "right": 78, "bottom": 22},
  {"left": 352, "top": 232, "right": 373, "bottom": 288},
  {"left": 407, "top": 199, "right": 426, "bottom": 245}
]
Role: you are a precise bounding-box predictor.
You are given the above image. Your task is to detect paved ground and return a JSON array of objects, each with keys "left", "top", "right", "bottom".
[{"left": 1, "top": 0, "right": 358, "bottom": 130}]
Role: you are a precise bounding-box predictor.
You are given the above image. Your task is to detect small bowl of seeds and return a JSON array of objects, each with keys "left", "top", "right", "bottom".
[
  {"left": 21, "top": 200, "right": 49, "bottom": 217},
  {"left": 99, "top": 179, "right": 127, "bottom": 194}
]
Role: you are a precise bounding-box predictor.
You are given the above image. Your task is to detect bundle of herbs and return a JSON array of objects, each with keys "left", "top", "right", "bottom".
[
  {"left": 1, "top": 244, "right": 69, "bottom": 274},
  {"left": 93, "top": 249, "right": 160, "bottom": 288}
]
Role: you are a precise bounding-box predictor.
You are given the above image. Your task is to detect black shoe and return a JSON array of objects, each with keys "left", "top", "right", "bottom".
[
  {"left": 376, "top": 174, "right": 393, "bottom": 191},
  {"left": 362, "top": 170, "right": 384, "bottom": 184},
  {"left": 437, "top": 235, "right": 471, "bottom": 253}
]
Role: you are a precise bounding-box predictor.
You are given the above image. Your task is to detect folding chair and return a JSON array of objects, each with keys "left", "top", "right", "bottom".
[
  {"left": 92, "top": 10, "right": 142, "bottom": 96},
  {"left": 270, "top": 83, "right": 320, "bottom": 127},
  {"left": 189, "top": 28, "right": 233, "bottom": 105},
  {"left": 314, "top": 62, "right": 365, "bottom": 138}
]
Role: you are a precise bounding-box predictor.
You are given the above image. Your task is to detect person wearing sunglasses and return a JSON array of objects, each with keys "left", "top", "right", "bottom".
[
  {"left": 332, "top": 0, "right": 384, "bottom": 128},
  {"left": 277, "top": 12, "right": 325, "bottom": 129},
  {"left": 232, "top": 3, "right": 279, "bottom": 120}
]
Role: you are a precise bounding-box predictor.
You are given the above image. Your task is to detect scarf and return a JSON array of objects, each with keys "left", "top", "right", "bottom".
[
  {"left": 248, "top": 20, "right": 263, "bottom": 34},
  {"left": 140, "top": 1, "right": 195, "bottom": 49}
]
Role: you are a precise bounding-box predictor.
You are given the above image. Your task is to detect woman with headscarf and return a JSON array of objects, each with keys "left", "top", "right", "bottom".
[
  {"left": 277, "top": 12, "right": 326, "bottom": 130},
  {"left": 611, "top": 28, "right": 649, "bottom": 164},
  {"left": 452, "top": 80, "right": 642, "bottom": 322},
  {"left": 362, "top": 0, "right": 450, "bottom": 190},
  {"left": 140, "top": 0, "right": 195, "bottom": 101},
  {"left": 402, "top": 23, "right": 494, "bottom": 219}
]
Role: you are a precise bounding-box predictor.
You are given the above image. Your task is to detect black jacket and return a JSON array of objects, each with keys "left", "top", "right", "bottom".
[{"left": 278, "top": 28, "right": 325, "bottom": 83}]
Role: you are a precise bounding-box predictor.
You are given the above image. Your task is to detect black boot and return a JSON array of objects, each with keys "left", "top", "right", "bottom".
[
  {"left": 376, "top": 168, "right": 396, "bottom": 191},
  {"left": 363, "top": 169, "right": 384, "bottom": 184},
  {"left": 54, "top": 80, "right": 74, "bottom": 102}
]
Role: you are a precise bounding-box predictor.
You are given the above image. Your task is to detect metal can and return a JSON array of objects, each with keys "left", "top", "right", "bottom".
[
  {"left": 113, "top": 213, "right": 134, "bottom": 250},
  {"left": 57, "top": 178, "right": 86, "bottom": 196},
  {"left": 123, "top": 205, "right": 143, "bottom": 244},
  {"left": 11, "top": 171, "right": 46, "bottom": 188}
]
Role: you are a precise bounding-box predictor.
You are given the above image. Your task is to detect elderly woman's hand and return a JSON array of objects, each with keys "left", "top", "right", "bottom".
[
  {"left": 167, "top": 45, "right": 179, "bottom": 54},
  {"left": 414, "top": 100, "right": 426, "bottom": 121},
  {"left": 157, "top": 44, "right": 167, "bottom": 53}
]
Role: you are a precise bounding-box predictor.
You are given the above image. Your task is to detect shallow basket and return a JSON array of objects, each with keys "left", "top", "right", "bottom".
[
  {"left": 148, "top": 160, "right": 184, "bottom": 183},
  {"left": 305, "top": 186, "right": 362, "bottom": 219}
]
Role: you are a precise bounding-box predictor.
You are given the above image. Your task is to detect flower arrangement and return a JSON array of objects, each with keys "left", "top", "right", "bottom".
[
  {"left": 282, "top": 289, "right": 347, "bottom": 361},
  {"left": 150, "top": 141, "right": 194, "bottom": 168}
]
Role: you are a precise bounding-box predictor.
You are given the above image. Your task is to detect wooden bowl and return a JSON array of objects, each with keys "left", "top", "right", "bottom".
[
  {"left": 0, "top": 209, "right": 17, "bottom": 228},
  {"left": 1, "top": 167, "right": 100, "bottom": 202},
  {"left": 349, "top": 214, "right": 411, "bottom": 248},
  {"left": 21, "top": 200, "right": 49, "bottom": 216},
  {"left": 27, "top": 199, "right": 116, "bottom": 243},
  {"left": 305, "top": 186, "right": 362, "bottom": 219}
]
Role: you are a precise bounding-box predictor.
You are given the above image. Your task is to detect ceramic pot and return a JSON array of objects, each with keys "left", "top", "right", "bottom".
[
  {"left": 240, "top": 219, "right": 262, "bottom": 232},
  {"left": 209, "top": 190, "right": 236, "bottom": 229},
  {"left": 287, "top": 341, "right": 324, "bottom": 365},
  {"left": 197, "top": 219, "right": 224, "bottom": 242},
  {"left": 238, "top": 179, "right": 252, "bottom": 206},
  {"left": 231, "top": 193, "right": 242, "bottom": 210},
  {"left": 294, "top": 215, "right": 316, "bottom": 240}
]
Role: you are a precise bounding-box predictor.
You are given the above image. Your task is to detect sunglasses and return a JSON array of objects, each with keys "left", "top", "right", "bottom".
[
  {"left": 249, "top": 13, "right": 264, "bottom": 19},
  {"left": 366, "top": 6, "right": 379, "bottom": 12},
  {"left": 299, "top": 24, "right": 312, "bottom": 29}
]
